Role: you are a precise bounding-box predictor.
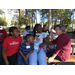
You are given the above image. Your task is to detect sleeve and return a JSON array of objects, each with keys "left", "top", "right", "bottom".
[
  {"left": 2, "top": 38, "right": 8, "bottom": 47},
  {"left": 54, "top": 36, "right": 65, "bottom": 55},
  {"left": 19, "top": 44, "right": 23, "bottom": 51},
  {"left": 31, "top": 43, "right": 34, "bottom": 51},
  {"left": 20, "top": 36, "right": 22, "bottom": 43},
  {"left": 52, "top": 37, "right": 58, "bottom": 44}
]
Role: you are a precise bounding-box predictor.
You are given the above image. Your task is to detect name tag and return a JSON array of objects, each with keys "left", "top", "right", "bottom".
[{"left": 26, "top": 46, "right": 30, "bottom": 49}]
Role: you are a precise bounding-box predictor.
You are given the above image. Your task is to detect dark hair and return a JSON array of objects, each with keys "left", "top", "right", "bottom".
[
  {"left": 43, "top": 24, "right": 47, "bottom": 27},
  {"left": 25, "top": 34, "right": 33, "bottom": 41},
  {"left": 55, "top": 24, "right": 65, "bottom": 32},
  {"left": 26, "top": 26, "right": 30, "bottom": 29},
  {"left": 33, "top": 24, "right": 41, "bottom": 37},
  {"left": 8, "top": 27, "right": 18, "bottom": 36}
]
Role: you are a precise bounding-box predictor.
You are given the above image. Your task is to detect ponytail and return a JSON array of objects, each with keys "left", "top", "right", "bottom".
[{"left": 33, "top": 24, "right": 41, "bottom": 37}]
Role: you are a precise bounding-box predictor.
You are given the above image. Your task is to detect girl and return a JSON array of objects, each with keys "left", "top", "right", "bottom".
[
  {"left": 2, "top": 27, "right": 22, "bottom": 65},
  {"left": 29, "top": 24, "right": 47, "bottom": 65}
]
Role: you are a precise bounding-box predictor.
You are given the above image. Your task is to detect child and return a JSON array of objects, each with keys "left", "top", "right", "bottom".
[
  {"left": 2, "top": 27, "right": 22, "bottom": 65},
  {"left": 29, "top": 24, "right": 47, "bottom": 65},
  {"left": 17, "top": 34, "right": 34, "bottom": 65}
]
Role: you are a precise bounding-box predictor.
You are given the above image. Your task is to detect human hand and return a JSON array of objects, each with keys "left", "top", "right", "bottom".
[
  {"left": 24, "top": 56, "right": 26, "bottom": 61},
  {"left": 48, "top": 57, "right": 54, "bottom": 63},
  {"left": 39, "top": 43, "right": 44, "bottom": 48},
  {"left": 25, "top": 55, "right": 29, "bottom": 61},
  {"left": 50, "top": 32, "right": 53, "bottom": 37}
]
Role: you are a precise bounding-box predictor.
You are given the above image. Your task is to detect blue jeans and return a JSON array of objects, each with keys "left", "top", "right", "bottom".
[
  {"left": 46, "top": 51, "right": 62, "bottom": 61},
  {"left": 17, "top": 53, "right": 29, "bottom": 65},
  {"left": 29, "top": 50, "right": 47, "bottom": 65}
]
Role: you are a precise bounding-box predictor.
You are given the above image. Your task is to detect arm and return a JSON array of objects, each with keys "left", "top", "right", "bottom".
[
  {"left": 2, "top": 47, "right": 9, "bottom": 65},
  {"left": 19, "top": 50, "right": 25, "bottom": 58},
  {"left": 48, "top": 54, "right": 57, "bottom": 63},
  {"left": 25, "top": 50, "right": 34, "bottom": 61}
]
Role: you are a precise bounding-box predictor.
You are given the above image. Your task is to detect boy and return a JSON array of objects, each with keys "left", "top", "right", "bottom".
[{"left": 17, "top": 34, "right": 34, "bottom": 65}]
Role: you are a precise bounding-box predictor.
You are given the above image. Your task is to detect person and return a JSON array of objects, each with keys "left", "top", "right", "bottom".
[
  {"left": 29, "top": 24, "right": 47, "bottom": 65},
  {"left": 42, "top": 24, "right": 49, "bottom": 33},
  {"left": 43, "top": 24, "right": 71, "bottom": 63},
  {"left": 2, "top": 27, "right": 22, "bottom": 65},
  {"left": 0, "top": 26, "right": 8, "bottom": 58},
  {"left": 17, "top": 34, "right": 34, "bottom": 65},
  {"left": 49, "top": 29, "right": 58, "bottom": 50},
  {"left": 23, "top": 26, "right": 33, "bottom": 39}
]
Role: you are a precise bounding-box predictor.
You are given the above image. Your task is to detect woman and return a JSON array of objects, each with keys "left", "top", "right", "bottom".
[
  {"left": 29, "top": 24, "right": 47, "bottom": 65},
  {"left": 44, "top": 24, "right": 71, "bottom": 63}
]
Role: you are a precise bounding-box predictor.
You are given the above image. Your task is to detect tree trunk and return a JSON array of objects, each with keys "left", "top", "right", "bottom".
[
  {"left": 26, "top": 9, "right": 28, "bottom": 26},
  {"left": 48, "top": 9, "right": 51, "bottom": 31},
  {"left": 18, "top": 9, "right": 20, "bottom": 31}
]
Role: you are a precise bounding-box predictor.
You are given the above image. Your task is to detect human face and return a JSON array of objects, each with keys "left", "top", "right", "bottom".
[
  {"left": 55, "top": 27, "right": 62, "bottom": 35},
  {"left": 44, "top": 25, "right": 47, "bottom": 31},
  {"left": 11, "top": 29, "right": 19, "bottom": 38},
  {"left": 29, "top": 36, "right": 34, "bottom": 43},
  {"left": 36, "top": 26, "right": 42, "bottom": 33}
]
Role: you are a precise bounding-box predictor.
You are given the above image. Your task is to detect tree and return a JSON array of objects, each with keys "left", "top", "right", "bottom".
[{"left": 48, "top": 9, "right": 51, "bottom": 31}]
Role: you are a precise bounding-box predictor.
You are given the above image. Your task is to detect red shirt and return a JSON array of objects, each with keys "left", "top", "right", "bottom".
[
  {"left": 52, "top": 33, "right": 71, "bottom": 61},
  {"left": 0, "top": 30, "right": 8, "bottom": 39},
  {"left": 3, "top": 36, "right": 22, "bottom": 56}
]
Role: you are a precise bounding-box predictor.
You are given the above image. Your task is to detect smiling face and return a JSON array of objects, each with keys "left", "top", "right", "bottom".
[
  {"left": 55, "top": 27, "right": 62, "bottom": 35},
  {"left": 36, "top": 25, "right": 42, "bottom": 33}
]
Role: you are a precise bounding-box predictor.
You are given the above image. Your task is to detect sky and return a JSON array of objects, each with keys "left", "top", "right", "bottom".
[{"left": 0, "top": 9, "right": 41, "bottom": 25}]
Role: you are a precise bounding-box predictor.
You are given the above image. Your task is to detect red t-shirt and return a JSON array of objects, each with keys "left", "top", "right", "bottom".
[
  {"left": 3, "top": 36, "right": 22, "bottom": 56},
  {"left": 52, "top": 33, "right": 71, "bottom": 61},
  {"left": 0, "top": 30, "right": 8, "bottom": 39}
]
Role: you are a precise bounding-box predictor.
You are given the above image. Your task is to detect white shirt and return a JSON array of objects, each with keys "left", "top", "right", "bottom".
[{"left": 23, "top": 30, "right": 29, "bottom": 37}]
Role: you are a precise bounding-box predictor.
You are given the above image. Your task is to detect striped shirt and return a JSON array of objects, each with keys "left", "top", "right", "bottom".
[{"left": 19, "top": 42, "right": 34, "bottom": 56}]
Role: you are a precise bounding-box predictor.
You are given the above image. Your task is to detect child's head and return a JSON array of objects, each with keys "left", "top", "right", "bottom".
[
  {"left": 33, "top": 24, "right": 42, "bottom": 37},
  {"left": 9, "top": 27, "right": 19, "bottom": 38},
  {"left": 43, "top": 25, "right": 48, "bottom": 31},
  {"left": 26, "top": 26, "right": 30, "bottom": 30},
  {"left": 25, "top": 34, "right": 34, "bottom": 43}
]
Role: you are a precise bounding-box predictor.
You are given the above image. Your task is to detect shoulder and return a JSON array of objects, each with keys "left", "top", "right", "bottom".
[
  {"left": 59, "top": 33, "right": 69, "bottom": 38},
  {"left": 3, "top": 36, "right": 10, "bottom": 42}
]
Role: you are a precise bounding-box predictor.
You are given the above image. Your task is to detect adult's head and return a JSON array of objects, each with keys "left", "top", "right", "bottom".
[
  {"left": 33, "top": 24, "right": 42, "bottom": 37},
  {"left": 54, "top": 24, "right": 65, "bottom": 35},
  {"left": 26, "top": 26, "right": 30, "bottom": 30}
]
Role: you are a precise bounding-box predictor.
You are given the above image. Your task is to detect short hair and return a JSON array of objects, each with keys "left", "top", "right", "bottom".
[
  {"left": 25, "top": 34, "right": 33, "bottom": 41},
  {"left": 9, "top": 27, "right": 18, "bottom": 36},
  {"left": 43, "top": 24, "right": 47, "bottom": 27},
  {"left": 26, "top": 26, "right": 30, "bottom": 29},
  {"left": 54, "top": 24, "right": 65, "bottom": 32}
]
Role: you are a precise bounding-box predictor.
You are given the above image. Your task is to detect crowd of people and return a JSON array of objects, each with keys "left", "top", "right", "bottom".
[{"left": 0, "top": 24, "right": 71, "bottom": 65}]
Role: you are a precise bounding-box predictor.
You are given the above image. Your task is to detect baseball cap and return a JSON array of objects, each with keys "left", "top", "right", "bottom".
[{"left": 51, "top": 29, "right": 56, "bottom": 33}]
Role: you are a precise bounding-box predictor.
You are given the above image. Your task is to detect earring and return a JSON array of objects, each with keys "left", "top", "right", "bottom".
[{"left": 36, "top": 31, "right": 37, "bottom": 32}]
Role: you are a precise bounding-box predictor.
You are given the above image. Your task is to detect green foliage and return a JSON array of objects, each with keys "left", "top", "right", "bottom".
[{"left": 0, "top": 17, "right": 8, "bottom": 26}]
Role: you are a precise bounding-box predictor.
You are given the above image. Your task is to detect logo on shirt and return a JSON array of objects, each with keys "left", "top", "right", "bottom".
[{"left": 10, "top": 41, "right": 19, "bottom": 45}]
